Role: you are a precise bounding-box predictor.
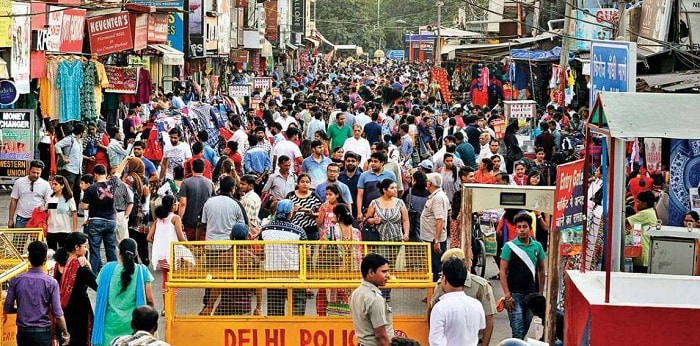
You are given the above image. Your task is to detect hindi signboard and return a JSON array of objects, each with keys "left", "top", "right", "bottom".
[
  {"left": 504, "top": 100, "right": 538, "bottom": 118},
  {"left": 229, "top": 84, "right": 251, "bottom": 98},
  {"left": 589, "top": 41, "right": 636, "bottom": 110},
  {"left": 0, "top": 110, "right": 34, "bottom": 182},
  {"left": 552, "top": 159, "right": 585, "bottom": 233}
]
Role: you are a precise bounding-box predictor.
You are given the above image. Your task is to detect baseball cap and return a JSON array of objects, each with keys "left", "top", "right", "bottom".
[{"left": 419, "top": 159, "right": 433, "bottom": 171}]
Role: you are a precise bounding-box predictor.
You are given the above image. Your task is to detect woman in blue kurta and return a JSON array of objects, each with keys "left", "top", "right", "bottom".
[{"left": 91, "top": 238, "right": 155, "bottom": 346}]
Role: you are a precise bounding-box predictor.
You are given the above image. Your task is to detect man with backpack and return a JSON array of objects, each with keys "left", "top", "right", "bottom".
[{"left": 56, "top": 123, "right": 86, "bottom": 204}]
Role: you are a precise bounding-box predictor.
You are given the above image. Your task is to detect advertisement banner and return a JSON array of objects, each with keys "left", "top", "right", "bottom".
[
  {"left": 264, "top": 0, "right": 278, "bottom": 42},
  {"left": 46, "top": 6, "right": 63, "bottom": 52},
  {"left": 0, "top": 110, "right": 34, "bottom": 181},
  {"left": 105, "top": 66, "right": 140, "bottom": 94},
  {"left": 552, "top": 159, "right": 585, "bottom": 233},
  {"left": 131, "top": 13, "right": 148, "bottom": 51},
  {"left": 30, "top": 2, "right": 47, "bottom": 79},
  {"left": 133, "top": 0, "right": 183, "bottom": 50},
  {"left": 573, "top": 8, "right": 617, "bottom": 51},
  {"left": 205, "top": 16, "right": 217, "bottom": 52},
  {"left": 59, "top": 8, "right": 87, "bottom": 54},
  {"left": 504, "top": 100, "right": 537, "bottom": 118},
  {"left": 291, "top": 0, "right": 305, "bottom": 33},
  {"left": 218, "top": 0, "right": 231, "bottom": 55},
  {"left": 637, "top": 0, "right": 673, "bottom": 54},
  {"left": 190, "top": 0, "right": 203, "bottom": 36},
  {"left": 644, "top": 138, "right": 662, "bottom": 174},
  {"left": 87, "top": 12, "right": 134, "bottom": 55},
  {"left": 147, "top": 13, "right": 168, "bottom": 43},
  {"left": 430, "top": 67, "right": 452, "bottom": 104},
  {"left": 229, "top": 84, "right": 251, "bottom": 97},
  {"left": 589, "top": 41, "right": 636, "bottom": 110},
  {"left": 252, "top": 77, "right": 273, "bottom": 90},
  {"left": 0, "top": 0, "right": 11, "bottom": 48},
  {"left": 11, "top": 2, "right": 30, "bottom": 94}
]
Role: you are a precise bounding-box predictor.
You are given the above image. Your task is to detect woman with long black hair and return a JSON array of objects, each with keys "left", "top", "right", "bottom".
[{"left": 91, "top": 239, "right": 155, "bottom": 346}]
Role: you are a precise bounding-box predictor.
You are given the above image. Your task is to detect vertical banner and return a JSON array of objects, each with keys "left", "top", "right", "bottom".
[
  {"left": 430, "top": 67, "right": 452, "bottom": 104},
  {"left": 59, "top": 8, "right": 87, "bottom": 54},
  {"left": 264, "top": 0, "right": 278, "bottom": 42},
  {"left": 0, "top": 110, "right": 35, "bottom": 182},
  {"left": 0, "top": 0, "right": 12, "bottom": 48},
  {"left": 291, "top": 0, "right": 305, "bottom": 34},
  {"left": 644, "top": 138, "right": 662, "bottom": 174},
  {"left": 11, "top": 2, "right": 30, "bottom": 94},
  {"left": 637, "top": 0, "right": 673, "bottom": 54},
  {"left": 218, "top": 0, "right": 231, "bottom": 55}
]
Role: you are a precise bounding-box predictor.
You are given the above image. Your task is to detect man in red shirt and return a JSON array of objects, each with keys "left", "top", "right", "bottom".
[{"left": 183, "top": 142, "right": 213, "bottom": 179}]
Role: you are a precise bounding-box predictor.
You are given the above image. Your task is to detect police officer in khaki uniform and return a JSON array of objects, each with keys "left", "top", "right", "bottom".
[
  {"left": 430, "top": 248, "right": 497, "bottom": 345},
  {"left": 350, "top": 253, "right": 394, "bottom": 346}
]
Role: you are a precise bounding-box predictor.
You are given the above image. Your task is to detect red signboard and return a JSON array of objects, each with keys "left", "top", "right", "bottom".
[
  {"left": 234, "top": 0, "right": 247, "bottom": 7},
  {"left": 147, "top": 13, "right": 168, "bottom": 43},
  {"left": 87, "top": 12, "right": 134, "bottom": 56},
  {"left": 264, "top": 1, "right": 278, "bottom": 42},
  {"left": 59, "top": 8, "right": 86, "bottom": 54},
  {"left": 30, "top": 2, "right": 46, "bottom": 78},
  {"left": 551, "top": 159, "right": 585, "bottom": 233},
  {"left": 131, "top": 14, "right": 148, "bottom": 51},
  {"left": 105, "top": 66, "right": 140, "bottom": 94},
  {"left": 430, "top": 67, "right": 452, "bottom": 104}
]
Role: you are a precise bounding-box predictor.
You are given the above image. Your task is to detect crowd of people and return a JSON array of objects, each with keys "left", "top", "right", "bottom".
[{"left": 5, "top": 58, "right": 686, "bottom": 345}]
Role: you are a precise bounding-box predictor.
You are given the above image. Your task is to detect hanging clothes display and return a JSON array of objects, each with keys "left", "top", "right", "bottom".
[
  {"left": 94, "top": 60, "right": 109, "bottom": 116},
  {"left": 40, "top": 57, "right": 62, "bottom": 120},
  {"left": 137, "top": 68, "right": 152, "bottom": 104},
  {"left": 56, "top": 58, "right": 84, "bottom": 123},
  {"left": 81, "top": 60, "right": 98, "bottom": 121}
]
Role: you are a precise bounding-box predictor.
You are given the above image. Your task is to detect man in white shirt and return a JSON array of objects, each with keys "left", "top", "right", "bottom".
[
  {"left": 275, "top": 106, "right": 298, "bottom": 132},
  {"left": 229, "top": 118, "right": 249, "bottom": 156},
  {"left": 160, "top": 128, "right": 192, "bottom": 181},
  {"left": 479, "top": 139, "right": 506, "bottom": 172},
  {"left": 271, "top": 127, "right": 303, "bottom": 174},
  {"left": 429, "top": 257, "right": 485, "bottom": 346},
  {"left": 343, "top": 124, "right": 372, "bottom": 167},
  {"left": 354, "top": 106, "right": 371, "bottom": 129},
  {"left": 478, "top": 132, "right": 491, "bottom": 157}
]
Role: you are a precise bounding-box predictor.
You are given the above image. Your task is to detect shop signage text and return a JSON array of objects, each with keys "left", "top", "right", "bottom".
[
  {"left": 589, "top": 41, "right": 636, "bottom": 109},
  {"left": 47, "top": 7, "right": 86, "bottom": 53},
  {"left": 0, "top": 110, "right": 34, "bottom": 181},
  {"left": 148, "top": 13, "right": 168, "bottom": 42},
  {"left": 504, "top": 101, "right": 537, "bottom": 118},
  {"left": 105, "top": 66, "right": 140, "bottom": 94},
  {"left": 132, "top": 14, "right": 148, "bottom": 51},
  {"left": 87, "top": 12, "right": 134, "bottom": 55},
  {"left": 291, "top": 0, "right": 305, "bottom": 33},
  {"left": 552, "top": 159, "right": 585, "bottom": 232},
  {"left": 31, "top": 30, "right": 49, "bottom": 51},
  {"left": 0, "top": 80, "right": 18, "bottom": 106}
]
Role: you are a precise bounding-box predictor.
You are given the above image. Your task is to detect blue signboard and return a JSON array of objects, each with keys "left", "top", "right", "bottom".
[
  {"left": 133, "top": 0, "right": 184, "bottom": 51},
  {"left": 386, "top": 50, "right": 405, "bottom": 60},
  {"left": 589, "top": 41, "right": 637, "bottom": 109}
]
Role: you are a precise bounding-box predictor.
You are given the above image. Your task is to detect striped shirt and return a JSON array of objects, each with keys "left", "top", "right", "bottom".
[
  {"left": 286, "top": 191, "right": 321, "bottom": 229},
  {"left": 261, "top": 220, "right": 307, "bottom": 271},
  {"left": 109, "top": 331, "right": 171, "bottom": 346},
  {"left": 240, "top": 190, "right": 261, "bottom": 228},
  {"left": 112, "top": 178, "right": 134, "bottom": 212}
]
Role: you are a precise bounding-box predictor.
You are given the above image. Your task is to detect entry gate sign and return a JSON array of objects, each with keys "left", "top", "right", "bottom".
[{"left": 589, "top": 40, "right": 636, "bottom": 110}]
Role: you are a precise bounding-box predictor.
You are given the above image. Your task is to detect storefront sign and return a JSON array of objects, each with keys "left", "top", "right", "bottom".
[
  {"left": 205, "top": 16, "right": 217, "bottom": 52},
  {"left": 0, "top": 80, "right": 19, "bottom": 106},
  {"left": 252, "top": 77, "right": 272, "bottom": 90},
  {"left": 87, "top": 12, "right": 134, "bottom": 55},
  {"left": 190, "top": 0, "right": 203, "bottom": 36},
  {"left": 148, "top": 13, "right": 168, "bottom": 43},
  {"left": 0, "top": 0, "right": 12, "bottom": 48},
  {"left": 131, "top": 13, "right": 148, "bottom": 51},
  {"left": 589, "top": 41, "right": 636, "bottom": 110},
  {"left": 264, "top": 0, "right": 278, "bottom": 42},
  {"left": 105, "top": 66, "right": 140, "bottom": 94},
  {"left": 31, "top": 30, "right": 50, "bottom": 51},
  {"left": 637, "top": 0, "right": 673, "bottom": 54},
  {"left": 30, "top": 2, "right": 47, "bottom": 79},
  {"left": 190, "top": 36, "right": 205, "bottom": 57},
  {"left": 552, "top": 159, "right": 585, "bottom": 233},
  {"left": 229, "top": 84, "right": 251, "bottom": 97},
  {"left": 573, "top": 8, "right": 617, "bottom": 51},
  {"left": 11, "top": 2, "right": 30, "bottom": 94},
  {"left": 291, "top": 0, "right": 305, "bottom": 33},
  {"left": 134, "top": 0, "right": 184, "bottom": 50},
  {"left": 52, "top": 7, "right": 86, "bottom": 54},
  {"left": 504, "top": 100, "right": 537, "bottom": 118},
  {"left": 0, "top": 110, "right": 35, "bottom": 180}
]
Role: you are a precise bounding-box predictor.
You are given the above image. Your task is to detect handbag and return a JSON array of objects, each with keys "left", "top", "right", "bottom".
[
  {"left": 360, "top": 222, "right": 380, "bottom": 241},
  {"left": 56, "top": 137, "right": 75, "bottom": 170}
]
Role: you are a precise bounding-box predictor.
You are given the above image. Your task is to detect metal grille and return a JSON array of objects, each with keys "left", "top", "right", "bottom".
[
  {"left": 0, "top": 232, "right": 29, "bottom": 283},
  {"left": 173, "top": 287, "right": 430, "bottom": 318},
  {"left": 169, "top": 241, "right": 433, "bottom": 282},
  {"left": 0, "top": 229, "right": 44, "bottom": 257}
]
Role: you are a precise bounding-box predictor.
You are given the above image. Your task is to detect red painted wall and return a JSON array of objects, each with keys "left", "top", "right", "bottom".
[{"left": 564, "top": 274, "right": 592, "bottom": 345}]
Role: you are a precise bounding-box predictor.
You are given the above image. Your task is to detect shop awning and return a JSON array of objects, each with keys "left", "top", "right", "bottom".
[
  {"left": 148, "top": 44, "right": 184, "bottom": 65},
  {"left": 304, "top": 36, "right": 321, "bottom": 48},
  {"left": 286, "top": 42, "right": 300, "bottom": 50}
]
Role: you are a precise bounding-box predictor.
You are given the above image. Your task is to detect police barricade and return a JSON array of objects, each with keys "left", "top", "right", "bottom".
[
  {"left": 0, "top": 231, "right": 35, "bottom": 346},
  {"left": 165, "top": 240, "right": 434, "bottom": 345}
]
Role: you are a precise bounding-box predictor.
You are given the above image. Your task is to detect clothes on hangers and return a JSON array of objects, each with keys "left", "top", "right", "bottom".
[
  {"left": 81, "top": 60, "right": 98, "bottom": 121},
  {"left": 56, "top": 59, "right": 84, "bottom": 123}
]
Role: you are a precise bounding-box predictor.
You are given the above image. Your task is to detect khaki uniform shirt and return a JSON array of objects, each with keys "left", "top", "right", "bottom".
[
  {"left": 350, "top": 280, "right": 394, "bottom": 346},
  {"left": 431, "top": 273, "right": 497, "bottom": 316}
]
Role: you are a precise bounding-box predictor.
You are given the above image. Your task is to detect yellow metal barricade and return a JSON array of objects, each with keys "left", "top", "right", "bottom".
[
  {"left": 165, "top": 240, "right": 434, "bottom": 345},
  {"left": 0, "top": 232, "right": 33, "bottom": 346}
]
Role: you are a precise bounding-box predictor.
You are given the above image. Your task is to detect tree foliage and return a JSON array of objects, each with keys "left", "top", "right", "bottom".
[{"left": 316, "top": 0, "right": 464, "bottom": 53}]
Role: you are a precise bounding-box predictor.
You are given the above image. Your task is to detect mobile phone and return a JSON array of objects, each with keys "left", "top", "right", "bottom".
[{"left": 47, "top": 203, "right": 58, "bottom": 210}]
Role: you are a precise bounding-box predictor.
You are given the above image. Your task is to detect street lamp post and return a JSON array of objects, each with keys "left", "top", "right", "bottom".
[
  {"left": 377, "top": 0, "right": 381, "bottom": 51},
  {"left": 435, "top": 0, "right": 443, "bottom": 66},
  {"left": 395, "top": 19, "right": 406, "bottom": 56}
]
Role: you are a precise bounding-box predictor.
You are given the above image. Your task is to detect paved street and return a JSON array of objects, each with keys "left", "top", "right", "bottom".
[{"left": 0, "top": 190, "right": 515, "bottom": 344}]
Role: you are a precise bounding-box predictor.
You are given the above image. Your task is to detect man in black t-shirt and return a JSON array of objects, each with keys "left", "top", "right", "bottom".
[{"left": 81, "top": 164, "right": 118, "bottom": 274}]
